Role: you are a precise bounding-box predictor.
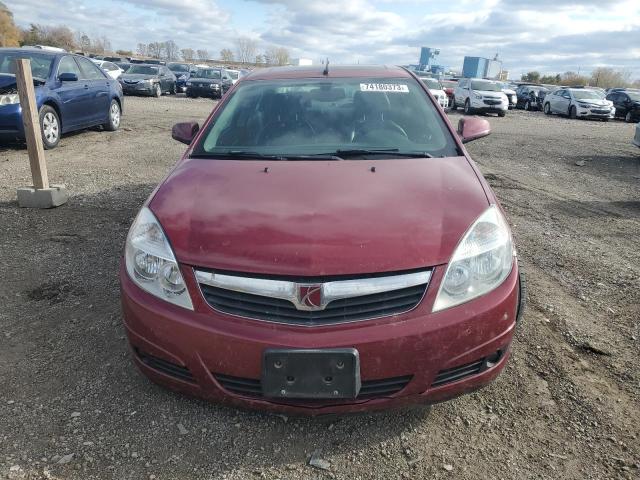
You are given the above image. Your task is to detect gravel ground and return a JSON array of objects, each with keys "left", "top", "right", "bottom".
[{"left": 1, "top": 96, "right": 639, "bottom": 480}]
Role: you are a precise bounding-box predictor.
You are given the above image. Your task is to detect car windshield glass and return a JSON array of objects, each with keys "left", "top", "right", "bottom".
[
  {"left": 626, "top": 91, "right": 640, "bottom": 101},
  {"left": 127, "top": 65, "right": 158, "bottom": 75},
  {"left": 195, "top": 69, "right": 221, "bottom": 79},
  {"left": 572, "top": 90, "right": 601, "bottom": 100},
  {"left": 422, "top": 78, "right": 441, "bottom": 89},
  {"left": 0, "top": 52, "right": 53, "bottom": 80},
  {"left": 471, "top": 80, "right": 501, "bottom": 92},
  {"left": 168, "top": 63, "right": 189, "bottom": 73},
  {"left": 192, "top": 77, "right": 458, "bottom": 158},
  {"left": 228, "top": 71, "right": 239, "bottom": 79}
]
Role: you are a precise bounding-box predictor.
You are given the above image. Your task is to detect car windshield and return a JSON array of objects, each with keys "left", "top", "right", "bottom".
[
  {"left": 127, "top": 65, "right": 158, "bottom": 75},
  {"left": 168, "top": 63, "right": 190, "bottom": 73},
  {"left": 627, "top": 91, "right": 640, "bottom": 101},
  {"left": 0, "top": 52, "right": 53, "bottom": 80},
  {"left": 572, "top": 90, "right": 602, "bottom": 100},
  {"left": 192, "top": 77, "right": 458, "bottom": 158},
  {"left": 195, "top": 68, "right": 221, "bottom": 79},
  {"left": 471, "top": 80, "right": 501, "bottom": 92},
  {"left": 422, "top": 78, "right": 441, "bottom": 89}
]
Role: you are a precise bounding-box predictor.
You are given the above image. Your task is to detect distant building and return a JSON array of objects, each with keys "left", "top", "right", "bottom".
[
  {"left": 292, "top": 58, "right": 313, "bottom": 66},
  {"left": 463, "top": 57, "right": 488, "bottom": 78},
  {"left": 418, "top": 47, "right": 441, "bottom": 71},
  {"left": 462, "top": 54, "right": 503, "bottom": 79}
]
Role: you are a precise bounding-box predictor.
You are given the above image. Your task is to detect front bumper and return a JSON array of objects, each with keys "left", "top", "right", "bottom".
[
  {"left": 575, "top": 106, "right": 615, "bottom": 119},
  {"left": 470, "top": 99, "right": 508, "bottom": 113},
  {"left": 120, "top": 261, "right": 520, "bottom": 415},
  {"left": 0, "top": 103, "right": 25, "bottom": 140},
  {"left": 121, "top": 83, "right": 156, "bottom": 96},
  {"left": 186, "top": 86, "right": 221, "bottom": 97}
]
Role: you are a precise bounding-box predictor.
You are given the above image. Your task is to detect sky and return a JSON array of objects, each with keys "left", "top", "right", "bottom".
[{"left": 7, "top": 0, "right": 640, "bottom": 79}]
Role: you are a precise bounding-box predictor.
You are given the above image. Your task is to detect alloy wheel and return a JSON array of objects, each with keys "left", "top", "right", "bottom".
[{"left": 42, "top": 112, "right": 59, "bottom": 144}]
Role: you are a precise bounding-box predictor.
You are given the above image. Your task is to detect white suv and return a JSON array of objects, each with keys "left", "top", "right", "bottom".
[{"left": 452, "top": 78, "right": 509, "bottom": 116}]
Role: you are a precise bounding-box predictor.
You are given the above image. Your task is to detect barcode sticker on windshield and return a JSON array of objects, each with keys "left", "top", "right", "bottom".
[{"left": 360, "top": 83, "right": 409, "bottom": 93}]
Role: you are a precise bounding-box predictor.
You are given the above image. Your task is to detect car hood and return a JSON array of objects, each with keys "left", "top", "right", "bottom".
[
  {"left": 149, "top": 157, "right": 489, "bottom": 276},
  {"left": 121, "top": 74, "right": 157, "bottom": 81},
  {"left": 576, "top": 99, "right": 609, "bottom": 106},
  {"left": 474, "top": 90, "right": 505, "bottom": 98},
  {"left": 190, "top": 78, "right": 222, "bottom": 84}
]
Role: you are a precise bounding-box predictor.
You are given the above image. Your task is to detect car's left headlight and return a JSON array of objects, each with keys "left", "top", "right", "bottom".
[
  {"left": 433, "top": 205, "right": 514, "bottom": 312},
  {"left": 125, "top": 207, "right": 193, "bottom": 310},
  {"left": 0, "top": 94, "right": 19, "bottom": 105}
]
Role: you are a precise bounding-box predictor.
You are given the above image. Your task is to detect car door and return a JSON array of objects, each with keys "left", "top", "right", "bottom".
[
  {"left": 550, "top": 90, "right": 564, "bottom": 113},
  {"left": 617, "top": 94, "right": 629, "bottom": 117},
  {"left": 454, "top": 79, "right": 467, "bottom": 105},
  {"left": 75, "top": 56, "right": 111, "bottom": 124},
  {"left": 52, "top": 55, "right": 92, "bottom": 130}
]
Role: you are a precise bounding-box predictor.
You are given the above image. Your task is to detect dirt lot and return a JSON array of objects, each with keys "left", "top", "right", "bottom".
[{"left": 1, "top": 96, "right": 639, "bottom": 480}]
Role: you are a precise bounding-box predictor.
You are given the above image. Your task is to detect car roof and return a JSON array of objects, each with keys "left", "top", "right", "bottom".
[
  {"left": 0, "top": 47, "right": 64, "bottom": 58},
  {"left": 244, "top": 65, "right": 412, "bottom": 81}
]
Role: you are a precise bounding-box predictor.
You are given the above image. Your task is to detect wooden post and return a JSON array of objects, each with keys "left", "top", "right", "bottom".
[{"left": 15, "top": 58, "right": 49, "bottom": 190}]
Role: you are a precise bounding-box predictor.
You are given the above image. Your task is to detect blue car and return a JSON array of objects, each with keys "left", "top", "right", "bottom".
[
  {"left": 167, "top": 62, "right": 194, "bottom": 93},
  {"left": 0, "top": 48, "right": 124, "bottom": 149}
]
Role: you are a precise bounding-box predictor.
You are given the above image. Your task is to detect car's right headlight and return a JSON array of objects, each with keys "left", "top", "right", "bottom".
[
  {"left": 433, "top": 205, "right": 515, "bottom": 312},
  {"left": 125, "top": 207, "right": 193, "bottom": 310},
  {"left": 0, "top": 94, "right": 19, "bottom": 105}
]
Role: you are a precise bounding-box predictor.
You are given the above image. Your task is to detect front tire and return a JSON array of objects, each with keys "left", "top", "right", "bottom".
[
  {"left": 524, "top": 100, "right": 531, "bottom": 111},
  {"left": 450, "top": 98, "right": 457, "bottom": 111},
  {"left": 626, "top": 111, "right": 634, "bottom": 123},
  {"left": 170, "top": 83, "right": 176, "bottom": 95},
  {"left": 103, "top": 99, "right": 121, "bottom": 132},
  {"left": 464, "top": 99, "right": 472, "bottom": 115},
  {"left": 39, "top": 105, "right": 60, "bottom": 150},
  {"left": 569, "top": 105, "right": 577, "bottom": 119},
  {"left": 544, "top": 103, "right": 551, "bottom": 115},
  {"left": 154, "top": 84, "right": 161, "bottom": 98},
  {"left": 498, "top": 111, "right": 506, "bottom": 117}
]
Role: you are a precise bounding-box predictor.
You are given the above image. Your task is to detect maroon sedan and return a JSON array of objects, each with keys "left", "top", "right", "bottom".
[{"left": 120, "top": 65, "right": 524, "bottom": 415}]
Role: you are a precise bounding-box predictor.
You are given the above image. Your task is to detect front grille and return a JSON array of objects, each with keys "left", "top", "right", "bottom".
[
  {"left": 214, "top": 373, "right": 412, "bottom": 399},
  {"left": 483, "top": 99, "right": 501, "bottom": 105},
  {"left": 591, "top": 109, "right": 609, "bottom": 114},
  {"left": 134, "top": 348, "right": 195, "bottom": 383},
  {"left": 200, "top": 283, "right": 427, "bottom": 326}
]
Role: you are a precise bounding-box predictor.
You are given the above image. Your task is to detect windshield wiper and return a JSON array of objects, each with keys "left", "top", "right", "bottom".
[
  {"left": 333, "top": 149, "right": 434, "bottom": 158},
  {"left": 190, "top": 151, "right": 342, "bottom": 161}
]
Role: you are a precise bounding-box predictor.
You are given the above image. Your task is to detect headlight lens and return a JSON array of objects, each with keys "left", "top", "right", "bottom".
[
  {"left": 433, "top": 205, "right": 514, "bottom": 312},
  {"left": 125, "top": 207, "right": 193, "bottom": 310},
  {"left": 578, "top": 103, "right": 590, "bottom": 108},
  {"left": 0, "top": 94, "right": 19, "bottom": 105},
  {"left": 210, "top": 84, "right": 219, "bottom": 89},
  {"left": 473, "top": 92, "right": 482, "bottom": 100}
]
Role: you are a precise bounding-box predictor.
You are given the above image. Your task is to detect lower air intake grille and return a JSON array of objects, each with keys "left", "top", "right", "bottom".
[
  {"left": 135, "top": 348, "right": 195, "bottom": 383},
  {"left": 431, "top": 350, "right": 504, "bottom": 388},
  {"left": 214, "top": 373, "right": 412, "bottom": 399}
]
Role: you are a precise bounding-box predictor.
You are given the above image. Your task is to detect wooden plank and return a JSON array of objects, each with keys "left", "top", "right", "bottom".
[{"left": 15, "top": 58, "right": 49, "bottom": 190}]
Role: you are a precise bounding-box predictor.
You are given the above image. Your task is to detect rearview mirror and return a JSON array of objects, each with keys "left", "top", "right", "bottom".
[
  {"left": 59, "top": 72, "right": 78, "bottom": 82},
  {"left": 457, "top": 117, "right": 491, "bottom": 144},
  {"left": 172, "top": 122, "right": 199, "bottom": 145}
]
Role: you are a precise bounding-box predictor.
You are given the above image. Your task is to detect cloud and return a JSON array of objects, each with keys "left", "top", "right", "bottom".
[{"left": 8, "top": 0, "right": 640, "bottom": 78}]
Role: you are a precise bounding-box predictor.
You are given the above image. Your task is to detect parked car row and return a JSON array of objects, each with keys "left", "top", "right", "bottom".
[{"left": 0, "top": 47, "right": 123, "bottom": 149}]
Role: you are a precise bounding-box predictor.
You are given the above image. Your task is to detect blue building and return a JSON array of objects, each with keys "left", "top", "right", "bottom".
[
  {"left": 462, "top": 57, "right": 488, "bottom": 78},
  {"left": 419, "top": 47, "right": 440, "bottom": 71}
]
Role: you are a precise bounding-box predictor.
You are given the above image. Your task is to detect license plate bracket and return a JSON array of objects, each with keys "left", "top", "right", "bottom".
[{"left": 262, "top": 348, "right": 361, "bottom": 399}]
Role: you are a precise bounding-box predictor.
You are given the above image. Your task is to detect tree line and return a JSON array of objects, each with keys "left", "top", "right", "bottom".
[
  {"left": 0, "top": 2, "right": 292, "bottom": 67},
  {"left": 520, "top": 68, "right": 640, "bottom": 89}
]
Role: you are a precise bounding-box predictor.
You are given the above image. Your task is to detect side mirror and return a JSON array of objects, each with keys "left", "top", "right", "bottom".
[
  {"left": 172, "top": 122, "right": 199, "bottom": 145},
  {"left": 59, "top": 72, "right": 78, "bottom": 82},
  {"left": 457, "top": 117, "right": 491, "bottom": 144}
]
